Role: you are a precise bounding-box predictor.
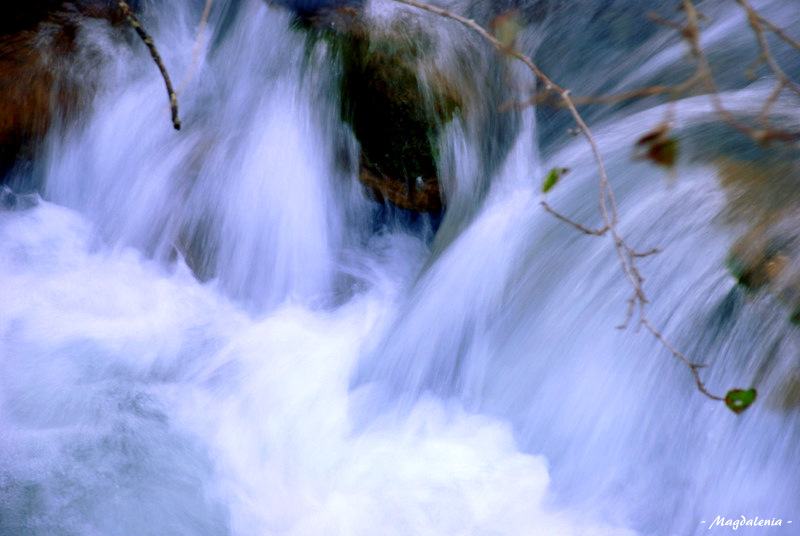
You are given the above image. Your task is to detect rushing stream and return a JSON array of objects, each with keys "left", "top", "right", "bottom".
[{"left": 1, "top": 1, "right": 799, "bottom": 534}]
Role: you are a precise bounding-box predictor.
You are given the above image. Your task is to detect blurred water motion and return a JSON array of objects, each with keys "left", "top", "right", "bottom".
[{"left": 1, "top": 1, "right": 798, "bottom": 535}]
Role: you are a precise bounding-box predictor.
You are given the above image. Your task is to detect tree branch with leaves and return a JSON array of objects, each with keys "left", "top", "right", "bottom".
[{"left": 388, "top": 0, "right": 799, "bottom": 413}]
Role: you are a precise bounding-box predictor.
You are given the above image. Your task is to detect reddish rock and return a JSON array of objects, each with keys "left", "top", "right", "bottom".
[
  {"left": 0, "top": 2, "right": 125, "bottom": 178},
  {"left": 359, "top": 158, "right": 442, "bottom": 213}
]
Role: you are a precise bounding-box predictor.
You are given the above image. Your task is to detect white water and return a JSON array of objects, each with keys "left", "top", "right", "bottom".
[{"left": 1, "top": 1, "right": 799, "bottom": 535}]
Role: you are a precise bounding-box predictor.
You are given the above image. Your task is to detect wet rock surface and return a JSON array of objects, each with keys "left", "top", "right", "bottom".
[
  {"left": 3, "top": 1, "right": 520, "bottom": 216},
  {"left": 297, "top": 7, "right": 457, "bottom": 213},
  {"left": 292, "top": 3, "right": 520, "bottom": 214},
  {"left": 0, "top": 2, "right": 125, "bottom": 180}
]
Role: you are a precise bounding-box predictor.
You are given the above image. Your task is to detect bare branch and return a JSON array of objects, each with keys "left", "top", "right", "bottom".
[
  {"left": 570, "top": 76, "right": 698, "bottom": 105},
  {"left": 540, "top": 201, "right": 609, "bottom": 236},
  {"left": 758, "top": 81, "right": 785, "bottom": 124},
  {"left": 755, "top": 11, "right": 800, "bottom": 51},
  {"left": 617, "top": 295, "right": 637, "bottom": 330},
  {"left": 504, "top": 1, "right": 800, "bottom": 143},
  {"left": 633, "top": 248, "right": 662, "bottom": 258},
  {"left": 391, "top": 0, "right": 734, "bottom": 403},
  {"left": 641, "top": 316, "right": 725, "bottom": 401},
  {"left": 117, "top": 0, "right": 181, "bottom": 130},
  {"left": 737, "top": 0, "right": 800, "bottom": 99},
  {"left": 646, "top": 11, "right": 685, "bottom": 33},
  {"left": 389, "top": 0, "right": 562, "bottom": 92},
  {"left": 667, "top": 1, "right": 798, "bottom": 142}
]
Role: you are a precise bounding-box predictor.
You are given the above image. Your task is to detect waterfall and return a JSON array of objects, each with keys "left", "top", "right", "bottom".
[{"left": 1, "top": 1, "right": 798, "bottom": 535}]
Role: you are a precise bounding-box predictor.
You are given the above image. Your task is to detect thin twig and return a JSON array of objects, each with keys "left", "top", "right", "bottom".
[
  {"left": 117, "top": 0, "right": 181, "bottom": 130},
  {"left": 388, "top": 0, "right": 561, "bottom": 91},
  {"left": 391, "top": 0, "right": 728, "bottom": 402},
  {"left": 641, "top": 317, "right": 724, "bottom": 401},
  {"left": 540, "top": 201, "right": 609, "bottom": 236},
  {"left": 571, "top": 76, "right": 699, "bottom": 105},
  {"left": 737, "top": 0, "right": 800, "bottom": 99},
  {"left": 505, "top": 1, "right": 800, "bottom": 143},
  {"left": 617, "top": 296, "right": 637, "bottom": 330},
  {"left": 646, "top": 11, "right": 685, "bottom": 33},
  {"left": 756, "top": 12, "right": 800, "bottom": 51},
  {"left": 666, "top": 1, "right": 798, "bottom": 142},
  {"left": 633, "top": 248, "right": 662, "bottom": 258},
  {"left": 758, "top": 81, "right": 785, "bottom": 124}
]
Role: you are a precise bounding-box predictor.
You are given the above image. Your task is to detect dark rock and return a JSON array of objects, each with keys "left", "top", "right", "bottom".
[
  {"left": 339, "top": 25, "right": 460, "bottom": 213},
  {"left": 0, "top": 1, "right": 126, "bottom": 181},
  {"left": 265, "top": 1, "right": 523, "bottom": 215},
  {"left": 359, "top": 157, "right": 442, "bottom": 213},
  {"left": 267, "top": 0, "right": 365, "bottom": 21},
  {"left": 295, "top": 8, "right": 463, "bottom": 213}
]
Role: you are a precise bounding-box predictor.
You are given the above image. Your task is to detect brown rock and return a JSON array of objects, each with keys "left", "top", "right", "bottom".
[
  {"left": 300, "top": 8, "right": 463, "bottom": 213},
  {"left": 0, "top": 2, "right": 124, "bottom": 178},
  {"left": 719, "top": 157, "right": 800, "bottom": 321},
  {"left": 359, "top": 157, "right": 442, "bottom": 213}
]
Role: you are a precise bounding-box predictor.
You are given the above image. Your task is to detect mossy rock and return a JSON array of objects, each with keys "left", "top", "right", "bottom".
[
  {"left": 0, "top": 1, "right": 129, "bottom": 180},
  {"left": 297, "top": 8, "right": 461, "bottom": 212}
]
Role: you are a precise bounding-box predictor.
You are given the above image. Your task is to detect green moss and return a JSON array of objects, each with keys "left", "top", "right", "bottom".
[
  {"left": 339, "top": 32, "right": 458, "bottom": 185},
  {"left": 293, "top": 11, "right": 460, "bottom": 210}
]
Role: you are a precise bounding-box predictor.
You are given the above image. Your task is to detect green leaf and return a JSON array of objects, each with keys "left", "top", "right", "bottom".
[
  {"left": 543, "top": 167, "right": 569, "bottom": 193},
  {"left": 725, "top": 388, "right": 757, "bottom": 414}
]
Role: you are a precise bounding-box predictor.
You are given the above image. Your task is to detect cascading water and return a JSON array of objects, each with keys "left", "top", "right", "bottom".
[{"left": 1, "top": 1, "right": 798, "bottom": 535}]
